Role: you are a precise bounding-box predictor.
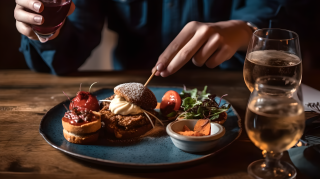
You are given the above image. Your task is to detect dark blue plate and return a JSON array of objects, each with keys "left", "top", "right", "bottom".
[{"left": 39, "top": 87, "right": 241, "bottom": 169}]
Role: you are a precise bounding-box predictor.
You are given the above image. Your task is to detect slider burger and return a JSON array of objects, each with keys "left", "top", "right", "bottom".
[
  {"left": 62, "top": 85, "right": 101, "bottom": 144},
  {"left": 100, "top": 83, "right": 162, "bottom": 139}
]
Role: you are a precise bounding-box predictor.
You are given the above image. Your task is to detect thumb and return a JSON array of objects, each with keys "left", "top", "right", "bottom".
[{"left": 152, "top": 63, "right": 166, "bottom": 76}]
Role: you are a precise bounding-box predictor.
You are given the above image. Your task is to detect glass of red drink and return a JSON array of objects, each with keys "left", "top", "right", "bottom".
[{"left": 32, "top": 0, "right": 72, "bottom": 39}]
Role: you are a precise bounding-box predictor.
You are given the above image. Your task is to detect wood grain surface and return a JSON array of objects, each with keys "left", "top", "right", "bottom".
[{"left": 1, "top": 69, "right": 316, "bottom": 179}]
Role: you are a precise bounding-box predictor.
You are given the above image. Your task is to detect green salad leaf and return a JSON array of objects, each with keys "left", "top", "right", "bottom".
[
  {"left": 166, "top": 111, "right": 177, "bottom": 118},
  {"left": 179, "top": 86, "right": 230, "bottom": 121}
]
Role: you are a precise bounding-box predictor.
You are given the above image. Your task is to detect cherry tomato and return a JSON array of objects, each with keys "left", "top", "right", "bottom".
[{"left": 160, "top": 90, "right": 181, "bottom": 115}]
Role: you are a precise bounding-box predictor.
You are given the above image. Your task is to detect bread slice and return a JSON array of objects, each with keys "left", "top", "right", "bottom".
[
  {"left": 62, "top": 111, "right": 101, "bottom": 144},
  {"left": 62, "top": 111, "right": 101, "bottom": 135},
  {"left": 114, "top": 83, "right": 157, "bottom": 110},
  {"left": 63, "top": 129, "right": 99, "bottom": 144}
]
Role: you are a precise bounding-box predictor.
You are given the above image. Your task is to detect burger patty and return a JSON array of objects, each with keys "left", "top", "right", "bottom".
[{"left": 100, "top": 107, "right": 157, "bottom": 130}]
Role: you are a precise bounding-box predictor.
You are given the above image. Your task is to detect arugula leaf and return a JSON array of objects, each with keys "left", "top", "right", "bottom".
[
  {"left": 201, "top": 86, "right": 207, "bottom": 96},
  {"left": 179, "top": 85, "right": 231, "bottom": 120},
  {"left": 197, "top": 106, "right": 204, "bottom": 114},
  {"left": 210, "top": 114, "right": 220, "bottom": 120},
  {"left": 184, "top": 112, "right": 195, "bottom": 119},
  {"left": 208, "top": 107, "right": 228, "bottom": 113},
  {"left": 180, "top": 88, "right": 198, "bottom": 99},
  {"left": 166, "top": 111, "right": 177, "bottom": 117},
  {"left": 193, "top": 100, "right": 202, "bottom": 107},
  {"left": 189, "top": 88, "right": 198, "bottom": 99},
  {"left": 186, "top": 88, "right": 197, "bottom": 99},
  {"left": 200, "top": 86, "right": 210, "bottom": 101},
  {"left": 181, "top": 97, "right": 196, "bottom": 111},
  {"left": 194, "top": 112, "right": 203, "bottom": 118}
]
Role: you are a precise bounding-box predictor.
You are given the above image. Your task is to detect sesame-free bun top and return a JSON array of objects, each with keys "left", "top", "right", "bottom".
[{"left": 114, "top": 83, "right": 157, "bottom": 110}]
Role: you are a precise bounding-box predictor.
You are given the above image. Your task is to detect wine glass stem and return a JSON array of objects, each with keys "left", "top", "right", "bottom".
[{"left": 263, "top": 150, "right": 283, "bottom": 170}]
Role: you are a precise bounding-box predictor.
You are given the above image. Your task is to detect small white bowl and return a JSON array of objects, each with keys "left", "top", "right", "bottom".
[{"left": 166, "top": 119, "right": 225, "bottom": 153}]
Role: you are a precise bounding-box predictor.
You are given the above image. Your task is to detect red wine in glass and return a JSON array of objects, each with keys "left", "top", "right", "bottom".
[{"left": 31, "top": 0, "right": 71, "bottom": 39}]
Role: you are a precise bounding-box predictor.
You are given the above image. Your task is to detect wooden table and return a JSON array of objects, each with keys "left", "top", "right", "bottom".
[{"left": 1, "top": 69, "right": 317, "bottom": 179}]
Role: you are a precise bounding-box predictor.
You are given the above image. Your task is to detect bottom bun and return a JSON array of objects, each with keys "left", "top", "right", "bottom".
[
  {"left": 113, "top": 122, "right": 154, "bottom": 139},
  {"left": 63, "top": 129, "right": 99, "bottom": 144}
]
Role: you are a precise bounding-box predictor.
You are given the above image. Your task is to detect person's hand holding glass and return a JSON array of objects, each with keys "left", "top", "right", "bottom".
[{"left": 14, "top": 0, "right": 75, "bottom": 42}]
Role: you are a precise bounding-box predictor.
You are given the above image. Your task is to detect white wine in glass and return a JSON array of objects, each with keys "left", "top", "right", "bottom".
[
  {"left": 243, "top": 29, "right": 302, "bottom": 92},
  {"left": 246, "top": 76, "right": 305, "bottom": 179}
]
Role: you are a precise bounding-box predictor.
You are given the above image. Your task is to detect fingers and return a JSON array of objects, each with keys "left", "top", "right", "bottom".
[
  {"left": 15, "top": 0, "right": 44, "bottom": 13},
  {"left": 192, "top": 33, "right": 223, "bottom": 67},
  {"left": 154, "top": 21, "right": 199, "bottom": 76},
  {"left": 16, "top": 21, "right": 38, "bottom": 40},
  {"left": 159, "top": 24, "right": 218, "bottom": 77},
  {"left": 153, "top": 20, "right": 251, "bottom": 76},
  {"left": 161, "top": 30, "right": 211, "bottom": 77},
  {"left": 15, "top": 0, "right": 72, "bottom": 43},
  {"left": 15, "top": 1, "right": 43, "bottom": 41},
  {"left": 205, "top": 45, "right": 234, "bottom": 68},
  {"left": 15, "top": 4, "right": 44, "bottom": 25}
]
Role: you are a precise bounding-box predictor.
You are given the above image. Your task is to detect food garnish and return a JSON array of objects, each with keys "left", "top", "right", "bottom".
[
  {"left": 69, "top": 82, "right": 100, "bottom": 112},
  {"left": 62, "top": 82, "right": 100, "bottom": 123},
  {"left": 177, "top": 86, "right": 230, "bottom": 122},
  {"left": 194, "top": 119, "right": 211, "bottom": 135},
  {"left": 178, "top": 119, "right": 211, "bottom": 136},
  {"left": 182, "top": 125, "right": 191, "bottom": 131}
]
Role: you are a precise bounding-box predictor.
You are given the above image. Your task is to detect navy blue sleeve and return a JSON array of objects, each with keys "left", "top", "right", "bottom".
[
  {"left": 20, "top": 0, "right": 105, "bottom": 75},
  {"left": 230, "top": 0, "right": 280, "bottom": 28},
  {"left": 218, "top": 0, "right": 281, "bottom": 69}
]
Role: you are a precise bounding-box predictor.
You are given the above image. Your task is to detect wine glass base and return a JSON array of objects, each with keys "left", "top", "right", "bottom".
[{"left": 248, "top": 159, "right": 297, "bottom": 179}]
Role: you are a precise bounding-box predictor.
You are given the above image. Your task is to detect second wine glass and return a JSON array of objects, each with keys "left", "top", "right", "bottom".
[
  {"left": 246, "top": 76, "right": 305, "bottom": 179},
  {"left": 243, "top": 28, "right": 302, "bottom": 92}
]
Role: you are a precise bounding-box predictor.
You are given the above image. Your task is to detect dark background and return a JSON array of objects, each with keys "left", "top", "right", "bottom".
[
  {"left": 0, "top": 1, "right": 27, "bottom": 69},
  {"left": 1, "top": 1, "right": 320, "bottom": 71}
]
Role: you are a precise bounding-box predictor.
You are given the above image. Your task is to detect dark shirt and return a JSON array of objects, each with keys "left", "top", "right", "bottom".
[{"left": 20, "top": 0, "right": 281, "bottom": 75}]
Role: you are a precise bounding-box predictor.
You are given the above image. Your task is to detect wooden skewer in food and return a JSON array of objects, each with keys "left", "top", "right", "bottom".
[{"left": 144, "top": 70, "right": 157, "bottom": 87}]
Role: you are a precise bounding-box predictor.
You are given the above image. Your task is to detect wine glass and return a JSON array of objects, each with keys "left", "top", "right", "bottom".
[
  {"left": 243, "top": 28, "right": 302, "bottom": 93},
  {"left": 246, "top": 76, "right": 305, "bottom": 179},
  {"left": 31, "top": 0, "right": 72, "bottom": 39}
]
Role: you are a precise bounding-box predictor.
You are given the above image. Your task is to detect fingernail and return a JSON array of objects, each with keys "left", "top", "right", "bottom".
[
  {"left": 156, "top": 64, "right": 164, "bottom": 71},
  {"left": 34, "top": 16, "right": 42, "bottom": 23},
  {"left": 33, "top": 2, "right": 41, "bottom": 12}
]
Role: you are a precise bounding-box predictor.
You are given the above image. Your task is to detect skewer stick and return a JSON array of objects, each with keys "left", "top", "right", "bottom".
[{"left": 144, "top": 70, "right": 157, "bottom": 87}]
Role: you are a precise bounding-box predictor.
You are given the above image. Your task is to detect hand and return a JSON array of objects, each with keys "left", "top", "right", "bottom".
[
  {"left": 153, "top": 20, "right": 253, "bottom": 77},
  {"left": 14, "top": 0, "right": 75, "bottom": 43}
]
